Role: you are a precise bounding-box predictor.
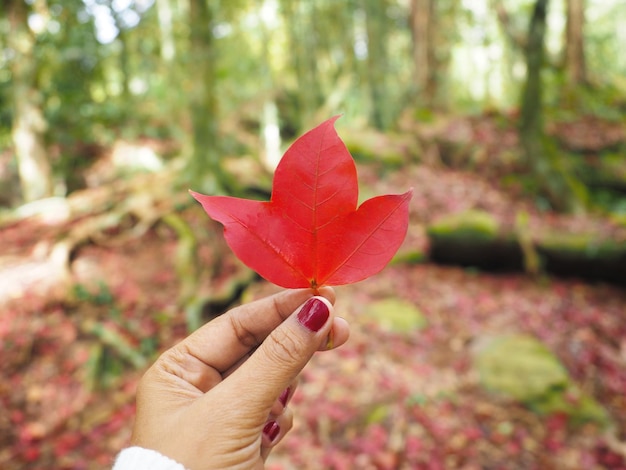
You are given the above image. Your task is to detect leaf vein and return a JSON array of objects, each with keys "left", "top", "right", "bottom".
[
  {"left": 319, "top": 195, "right": 409, "bottom": 285},
  {"left": 226, "top": 213, "right": 308, "bottom": 284}
]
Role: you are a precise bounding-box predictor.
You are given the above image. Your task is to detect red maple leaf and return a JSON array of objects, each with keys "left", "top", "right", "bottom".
[{"left": 191, "top": 116, "right": 412, "bottom": 289}]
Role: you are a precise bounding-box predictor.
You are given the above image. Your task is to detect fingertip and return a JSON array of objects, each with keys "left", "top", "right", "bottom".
[
  {"left": 296, "top": 296, "right": 333, "bottom": 333},
  {"left": 318, "top": 316, "right": 350, "bottom": 351},
  {"left": 316, "top": 286, "right": 336, "bottom": 305}
]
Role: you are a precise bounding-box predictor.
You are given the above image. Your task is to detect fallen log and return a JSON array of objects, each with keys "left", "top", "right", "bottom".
[{"left": 426, "top": 210, "right": 626, "bottom": 285}]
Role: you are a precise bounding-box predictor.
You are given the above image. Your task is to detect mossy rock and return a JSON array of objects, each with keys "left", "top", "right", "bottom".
[
  {"left": 474, "top": 334, "right": 569, "bottom": 401},
  {"left": 392, "top": 248, "right": 427, "bottom": 265},
  {"left": 427, "top": 210, "right": 523, "bottom": 270},
  {"left": 364, "top": 298, "right": 427, "bottom": 333},
  {"left": 427, "top": 210, "right": 499, "bottom": 242},
  {"left": 532, "top": 386, "right": 611, "bottom": 427},
  {"left": 342, "top": 130, "right": 418, "bottom": 167},
  {"left": 474, "top": 334, "right": 609, "bottom": 426}
]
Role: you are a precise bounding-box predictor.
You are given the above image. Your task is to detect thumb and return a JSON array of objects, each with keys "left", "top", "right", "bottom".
[{"left": 219, "top": 296, "right": 332, "bottom": 414}]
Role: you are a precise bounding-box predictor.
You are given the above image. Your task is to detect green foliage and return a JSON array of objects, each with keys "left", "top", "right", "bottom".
[
  {"left": 1, "top": 0, "right": 625, "bottom": 202},
  {"left": 72, "top": 281, "right": 152, "bottom": 389},
  {"left": 570, "top": 150, "right": 626, "bottom": 214},
  {"left": 72, "top": 281, "right": 115, "bottom": 306}
]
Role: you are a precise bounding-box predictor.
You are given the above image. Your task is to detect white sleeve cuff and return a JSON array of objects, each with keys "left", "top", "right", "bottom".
[{"left": 113, "top": 447, "right": 188, "bottom": 470}]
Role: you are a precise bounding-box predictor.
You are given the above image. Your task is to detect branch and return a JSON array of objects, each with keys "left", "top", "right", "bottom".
[{"left": 491, "top": 0, "right": 527, "bottom": 49}]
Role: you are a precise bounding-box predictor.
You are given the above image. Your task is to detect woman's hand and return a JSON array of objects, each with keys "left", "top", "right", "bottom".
[{"left": 129, "top": 287, "right": 349, "bottom": 470}]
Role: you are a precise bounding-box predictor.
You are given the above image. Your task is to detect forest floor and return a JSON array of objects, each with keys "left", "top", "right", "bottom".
[{"left": 1, "top": 116, "right": 625, "bottom": 469}]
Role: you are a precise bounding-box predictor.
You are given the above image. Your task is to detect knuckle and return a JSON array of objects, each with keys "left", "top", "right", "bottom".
[
  {"left": 150, "top": 346, "right": 193, "bottom": 382},
  {"left": 264, "top": 328, "right": 303, "bottom": 367},
  {"left": 157, "top": 346, "right": 186, "bottom": 374},
  {"left": 228, "top": 312, "right": 262, "bottom": 349}
]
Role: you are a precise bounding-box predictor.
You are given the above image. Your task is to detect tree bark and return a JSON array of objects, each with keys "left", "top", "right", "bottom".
[
  {"left": 519, "top": 0, "right": 585, "bottom": 212},
  {"left": 279, "top": 0, "right": 322, "bottom": 131},
  {"left": 410, "top": 0, "right": 432, "bottom": 96},
  {"left": 564, "top": 0, "right": 586, "bottom": 86},
  {"left": 187, "top": 0, "right": 230, "bottom": 192},
  {"left": 519, "top": 0, "right": 548, "bottom": 148},
  {"left": 491, "top": 0, "right": 527, "bottom": 49},
  {"left": 8, "top": 0, "right": 53, "bottom": 202},
  {"left": 409, "top": 0, "right": 456, "bottom": 109},
  {"left": 364, "top": 0, "right": 391, "bottom": 130}
]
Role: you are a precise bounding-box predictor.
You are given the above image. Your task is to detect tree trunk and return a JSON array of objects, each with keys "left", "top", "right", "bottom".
[
  {"left": 364, "top": 0, "right": 391, "bottom": 130},
  {"left": 8, "top": 0, "right": 53, "bottom": 202},
  {"left": 410, "top": 0, "right": 432, "bottom": 97},
  {"left": 519, "top": 0, "right": 585, "bottom": 212},
  {"left": 409, "top": 0, "right": 456, "bottom": 110},
  {"left": 491, "top": 0, "right": 526, "bottom": 49},
  {"left": 156, "top": 0, "right": 176, "bottom": 62},
  {"left": 187, "top": 0, "right": 230, "bottom": 192},
  {"left": 280, "top": 0, "right": 322, "bottom": 132},
  {"left": 519, "top": 0, "right": 548, "bottom": 149},
  {"left": 257, "top": 2, "right": 281, "bottom": 172},
  {"left": 564, "top": 0, "right": 586, "bottom": 86}
]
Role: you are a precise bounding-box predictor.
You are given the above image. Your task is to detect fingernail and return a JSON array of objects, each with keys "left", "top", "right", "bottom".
[
  {"left": 297, "top": 298, "right": 329, "bottom": 332},
  {"left": 263, "top": 420, "right": 280, "bottom": 442},
  {"left": 279, "top": 387, "right": 291, "bottom": 407}
]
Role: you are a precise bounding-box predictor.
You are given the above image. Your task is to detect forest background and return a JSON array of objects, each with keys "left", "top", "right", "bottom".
[{"left": 1, "top": 0, "right": 625, "bottom": 468}]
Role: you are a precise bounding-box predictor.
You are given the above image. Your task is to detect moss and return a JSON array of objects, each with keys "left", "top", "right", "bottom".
[
  {"left": 532, "top": 386, "right": 611, "bottom": 427},
  {"left": 575, "top": 152, "right": 626, "bottom": 190},
  {"left": 612, "top": 213, "right": 626, "bottom": 227},
  {"left": 474, "top": 334, "right": 610, "bottom": 427},
  {"left": 392, "top": 248, "right": 426, "bottom": 265},
  {"left": 364, "top": 298, "right": 427, "bottom": 333},
  {"left": 342, "top": 130, "right": 417, "bottom": 167},
  {"left": 427, "top": 210, "right": 523, "bottom": 270},
  {"left": 475, "top": 334, "right": 569, "bottom": 401},
  {"left": 427, "top": 210, "right": 500, "bottom": 242},
  {"left": 538, "top": 232, "right": 626, "bottom": 260}
]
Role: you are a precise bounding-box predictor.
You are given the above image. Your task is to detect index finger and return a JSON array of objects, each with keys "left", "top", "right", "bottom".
[{"left": 173, "top": 287, "right": 335, "bottom": 374}]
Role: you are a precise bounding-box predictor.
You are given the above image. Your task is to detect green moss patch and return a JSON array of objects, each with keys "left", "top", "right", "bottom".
[
  {"left": 427, "top": 210, "right": 499, "bottom": 242},
  {"left": 538, "top": 232, "right": 626, "bottom": 260},
  {"left": 427, "top": 210, "right": 523, "bottom": 270},
  {"left": 364, "top": 298, "right": 428, "bottom": 333},
  {"left": 342, "top": 130, "right": 418, "bottom": 167},
  {"left": 474, "top": 334, "right": 610, "bottom": 426}
]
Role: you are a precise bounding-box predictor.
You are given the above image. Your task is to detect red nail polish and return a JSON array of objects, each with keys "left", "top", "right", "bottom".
[
  {"left": 297, "top": 298, "right": 329, "bottom": 332},
  {"left": 263, "top": 420, "right": 280, "bottom": 442},
  {"left": 279, "top": 387, "right": 291, "bottom": 407}
]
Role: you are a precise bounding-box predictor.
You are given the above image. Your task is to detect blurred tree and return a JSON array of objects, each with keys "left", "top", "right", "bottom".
[
  {"left": 492, "top": 0, "right": 527, "bottom": 49},
  {"left": 156, "top": 0, "right": 176, "bottom": 63},
  {"left": 363, "top": 0, "right": 391, "bottom": 130},
  {"left": 0, "top": 0, "right": 623, "bottom": 207},
  {"left": 519, "top": 0, "right": 586, "bottom": 212},
  {"left": 187, "top": 0, "right": 231, "bottom": 192},
  {"left": 519, "top": 0, "right": 548, "bottom": 150},
  {"left": 256, "top": 0, "right": 281, "bottom": 171},
  {"left": 564, "top": 0, "right": 586, "bottom": 87},
  {"left": 6, "top": 0, "right": 53, "bottom": 202},
  {"left": 279, "top": 0, "right": 323, "bottom": 132},
  {"left": 409, "top": 0, "right": 458, "bottom": 110},
  {"left": 409, "top": 0, "right": 434, "bottom": 106}
]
